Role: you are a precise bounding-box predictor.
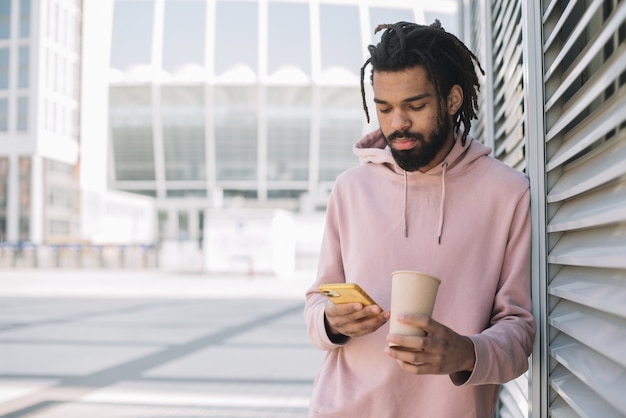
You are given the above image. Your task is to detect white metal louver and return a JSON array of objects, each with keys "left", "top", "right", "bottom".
[
  {"left": 465, "top": 0, "right": 626, "bottom": 416},
  {"left": 467, "top": 0, "right": 489, "bottom": 145},
  {"left": 470, "top": 0, "right": 527, "bottom": 172},
  {"left": 466, "top": 0, "right": 530, "bottom": 416},
  {"left": 491, "top": 1, "right": 531, "bottom": 416},
  {"left": 491, "top": 0, "right": 526, "bottom": 172},
  {"left": 541, "top": 0, "right": 626, "bottom": 416}
]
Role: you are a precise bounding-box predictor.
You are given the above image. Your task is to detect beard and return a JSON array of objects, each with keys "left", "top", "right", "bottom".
[{"left": 383, "top": 113, "right": 452, "bottom": 172}]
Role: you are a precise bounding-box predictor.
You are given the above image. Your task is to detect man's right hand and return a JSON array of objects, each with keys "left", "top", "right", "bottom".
[{"left": 324, "top": 299, "right": 390, "bottom": 339}]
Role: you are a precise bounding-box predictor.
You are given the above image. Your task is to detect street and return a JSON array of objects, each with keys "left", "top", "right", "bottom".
[{"left": 0, "top": 270, "right": 325, "bottom": 417}]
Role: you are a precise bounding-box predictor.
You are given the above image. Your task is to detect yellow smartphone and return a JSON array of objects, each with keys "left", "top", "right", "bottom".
[{"left": 319, "top": 283, "right": 378, "bottom": 306}]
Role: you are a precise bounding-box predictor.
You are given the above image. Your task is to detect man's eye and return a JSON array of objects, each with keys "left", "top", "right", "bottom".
[
  {"left": 378, "top": 107, "right": 391, "bottom": 114},
  {"left": 409, "top": 104, "right": 425, "bottom": 111}
]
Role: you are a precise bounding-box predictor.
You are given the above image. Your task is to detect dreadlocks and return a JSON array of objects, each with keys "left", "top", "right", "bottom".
[{"left": 360, "top": 20, "right": 485, "bottom": 146}]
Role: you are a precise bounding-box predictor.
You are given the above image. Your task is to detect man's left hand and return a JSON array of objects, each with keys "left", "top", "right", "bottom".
[{"left": 384, "top": 313, "right": 476, "bottom": 375}]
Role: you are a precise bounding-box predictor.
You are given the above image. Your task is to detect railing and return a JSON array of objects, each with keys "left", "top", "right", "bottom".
[{"left": 0, "top": 243, "right": 159, "bottom": 269}]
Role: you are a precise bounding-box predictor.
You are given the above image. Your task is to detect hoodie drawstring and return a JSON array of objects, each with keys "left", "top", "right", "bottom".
[
  {"left": 403, "top": 171, "right": 408, "bottom": 237},
  {"left": 437, "top": 162, "right": 448, "bottom": 245},
  {"left": 402, "top": 162, "right": 448, "bottom": 244}
]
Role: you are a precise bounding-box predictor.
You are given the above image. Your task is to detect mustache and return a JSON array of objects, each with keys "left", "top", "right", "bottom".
[{"left": 387, "top": 130, "right": 425, "bottom": 142}]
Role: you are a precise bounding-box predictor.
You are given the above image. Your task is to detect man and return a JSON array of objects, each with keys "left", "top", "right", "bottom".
[{"left": 304, "top": 21, "right": 535, "bottom": 418}]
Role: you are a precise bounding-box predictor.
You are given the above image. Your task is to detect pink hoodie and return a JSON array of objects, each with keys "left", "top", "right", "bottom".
[{"left": 304, "top": 129, "right": 535, "bottom": 418}]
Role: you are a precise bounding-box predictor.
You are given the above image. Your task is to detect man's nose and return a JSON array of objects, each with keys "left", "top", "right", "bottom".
[{"left": 390, "top": 110, "right": 411, "bottom": 132}]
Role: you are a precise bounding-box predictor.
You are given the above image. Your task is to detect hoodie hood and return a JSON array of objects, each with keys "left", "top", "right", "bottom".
[
  {"left": 353, "top": 129, "right": 491, "bottom": 175},
  {"left": 353, "top": 129, "right": 492, "bottom": 242}
]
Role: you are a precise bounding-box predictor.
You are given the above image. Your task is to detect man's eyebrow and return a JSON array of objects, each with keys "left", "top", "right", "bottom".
[{"left": 373, "top": 93, "right": 432, "bottom": 104}]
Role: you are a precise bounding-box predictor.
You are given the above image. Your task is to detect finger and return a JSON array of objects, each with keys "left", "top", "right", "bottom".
[
  {"left": 396, "top": 359, "right": 434, "bottom": 375},
  {"left": 397, "top": 312, "right": 431, "bottom": 328},
  {"left": 386, "top": 334, "right": 427, "bottom": 351},
  {"left": 386, "top": 345, "right": 430, "bottom": 363},
  {"left": 385, "top": 348, "right": 437, "bottom": 374},
  {"left": 330, "top": 309, "right": 388, "bottom": 337},
  {"left": 325, "top": 304, "right": 360, "bottom": 332},
  {"left": 353, "top": 311, "right": 388, "bottom": 329},
  {"left": 343, "top": 313, "right": 388, "bottom": 337},
  {"left": 326, "top": 300, "right": 364, "bottom": 315},
  {"left": 351, "top": 304, "right": 383, "bottom": 321},
  {"left": 385, "top": 345, "right": 425, "bottom": 362}
]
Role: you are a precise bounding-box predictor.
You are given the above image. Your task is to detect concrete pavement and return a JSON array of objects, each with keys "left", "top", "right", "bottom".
[{"left": 0, "top": 269, "right": 325, "bottom": 417}]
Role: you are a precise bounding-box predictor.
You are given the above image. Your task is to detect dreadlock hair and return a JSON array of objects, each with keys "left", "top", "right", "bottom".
[{"left": 360, "top": 20, "right": 485, "bottom": 146}]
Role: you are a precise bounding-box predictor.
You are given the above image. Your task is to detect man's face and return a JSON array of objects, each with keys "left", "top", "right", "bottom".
[{"left": 372, "top": 66, "right": 455, "bottom": 172}]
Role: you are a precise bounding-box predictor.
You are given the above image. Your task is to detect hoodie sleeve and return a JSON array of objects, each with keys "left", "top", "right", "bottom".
[
  {"left": 454, "top": 187, "right": 536, "bottom": 386},
  {"left": 303, "top": 184, "right": 352, "bottom": 351}
]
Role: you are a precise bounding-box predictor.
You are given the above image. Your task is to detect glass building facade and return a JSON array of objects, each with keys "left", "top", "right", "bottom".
[
  {"left": 107, "top": 0, "right": 460, "bottom": 241},
  {"left": 0, "top": 0, "right": 82, "bottom": 244}
]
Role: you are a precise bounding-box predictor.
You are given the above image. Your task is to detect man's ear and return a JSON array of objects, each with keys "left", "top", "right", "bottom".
[{"left": 447, "top": 84, "right": 463, "bottom": 115}]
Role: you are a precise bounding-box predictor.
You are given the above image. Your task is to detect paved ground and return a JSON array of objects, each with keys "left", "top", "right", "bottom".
[{"left": 0, "top": 269, "right": 325, "bottom": 418}]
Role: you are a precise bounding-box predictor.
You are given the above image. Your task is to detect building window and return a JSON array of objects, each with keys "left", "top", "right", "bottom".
[
  {"left": 49, "top": 220, "right": 70, "bottom": 235},
  {"left": 20, "top": 0, "right": 30, "bottom": 38},
  {"left": 48, "top": 187, "right": 74, "bottom": 209},
  {"left": 319, "top": 4, "right": 361, "bottom": 74},
  {"left": 319, "top": 87, "right": 363, "bottom": 181},
  {"left": 161, "top": 86, "right": 206, "bottom": 181},
  {"left": 17, "top": 97, "right": 28, "bottom": 131},
  {"left": 47, "top": 159, "right": 74, "bottom": 176},
  {"left": 18, "top": 157, "right": 31, "bottom": 241},
  {"left": 112, "top": 125, "right": 155, "bottom": 181},
  {"left": 0, "top": 157, "right": 7, "bottom": 208},
  {"left": 111, "top": 0, "right": 153, "bottom": 70},
  {"left": 158, "top": 210, "right": 167, "bottom": 241},
  {"left": 19, "top": 47, "right": 29, "bottom": 88},
  {"left": 214, "top": 1, "right": 258, "bottom": 76},
  {"left": 267, "top": 190, "right": 304, "bottom": 199},
  {"left": 0, "top": 157, "right": 6, "bottom": 242},
  {"left": 162, "top": 0, "right": 205, "bottom": 73},
  {"left": 267, "top": 86, "right": 311, "bottom": 182},
  {"left": 214, "top": 86, "right": 258, "bottom": 181},
  {"left": 166, "top": 190, "right": 207, "bottom": 198},
  {"left": 0, "top": 0, "right": 9, "bottom": 39},
  {"left": 19, "top": 217, "right": 29, "bottom": 241},
  {"left": 268, "top": 2, "right": 310, "bottom": 77},
  {"left": 110, "top": 86, "right": 156, "bottom": 181},
  {"left": 0, "top": 98, "right": 7, "bottom": 131},
  {"left": 0, "top": 49, "right": 8, "bottom": 89},
  {"left": 178, "top": 211, "right": 189, "bottom": 240}
]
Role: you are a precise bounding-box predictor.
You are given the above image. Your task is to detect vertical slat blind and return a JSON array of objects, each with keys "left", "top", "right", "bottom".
[
  {"left": 490, "top": 1, "right": 529, "bottom": 416},
  {"left": 491, "top": 0, "right": 527, "bottom": 172},
  {"left": 469, "top": 0, "right": 488, "bottom": 144},
  {"left": 467, "top": 0, "right": 626, "bottom": 416},
  {"left": 542, "top": 0, "right": 626, "bottom": 416},
  {"left": 468, "top": 1, "right": 530, "bottom": 416}
]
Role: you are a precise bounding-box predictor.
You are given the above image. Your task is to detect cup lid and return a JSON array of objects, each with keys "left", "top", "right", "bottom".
[{"left": 391, "top": 270, "right": 441, "bottom": 284}]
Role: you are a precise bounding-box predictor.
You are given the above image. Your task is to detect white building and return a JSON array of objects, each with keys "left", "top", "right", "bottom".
[
  {"left": 0, "top": 0, "right": 81, "bottom": 244},
  {"left": 0, "top": 0, "right": 156, "bottom": 248},
  {"left": 0, "top": 0, "right": 460, "bottom": 254},
  {"left": 102, "top": 0, "right": 461, "bottom": 245}
]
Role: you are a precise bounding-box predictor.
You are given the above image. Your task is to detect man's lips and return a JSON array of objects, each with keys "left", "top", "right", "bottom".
[{"left": 392, "top": 138, "right": 417, "bottom": 150}]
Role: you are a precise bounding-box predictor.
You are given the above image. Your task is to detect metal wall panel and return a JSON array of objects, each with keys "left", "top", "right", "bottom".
[
  {"left": 491, "top": 0, "right": 527, "bottom": 172},
  {"left": 467, "top": 0, "right": 530, "bottom": 416},
  {"left": 466, "top": 0, "right": 626, "bottom": 416},
  {"left": 542, "top": 0, "right": 626, "bottom": 416}
]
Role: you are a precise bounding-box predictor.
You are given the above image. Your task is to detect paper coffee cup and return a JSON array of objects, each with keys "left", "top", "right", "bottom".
[{"left": 389, "top": 270, "right": 441, "bottom": 339}]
